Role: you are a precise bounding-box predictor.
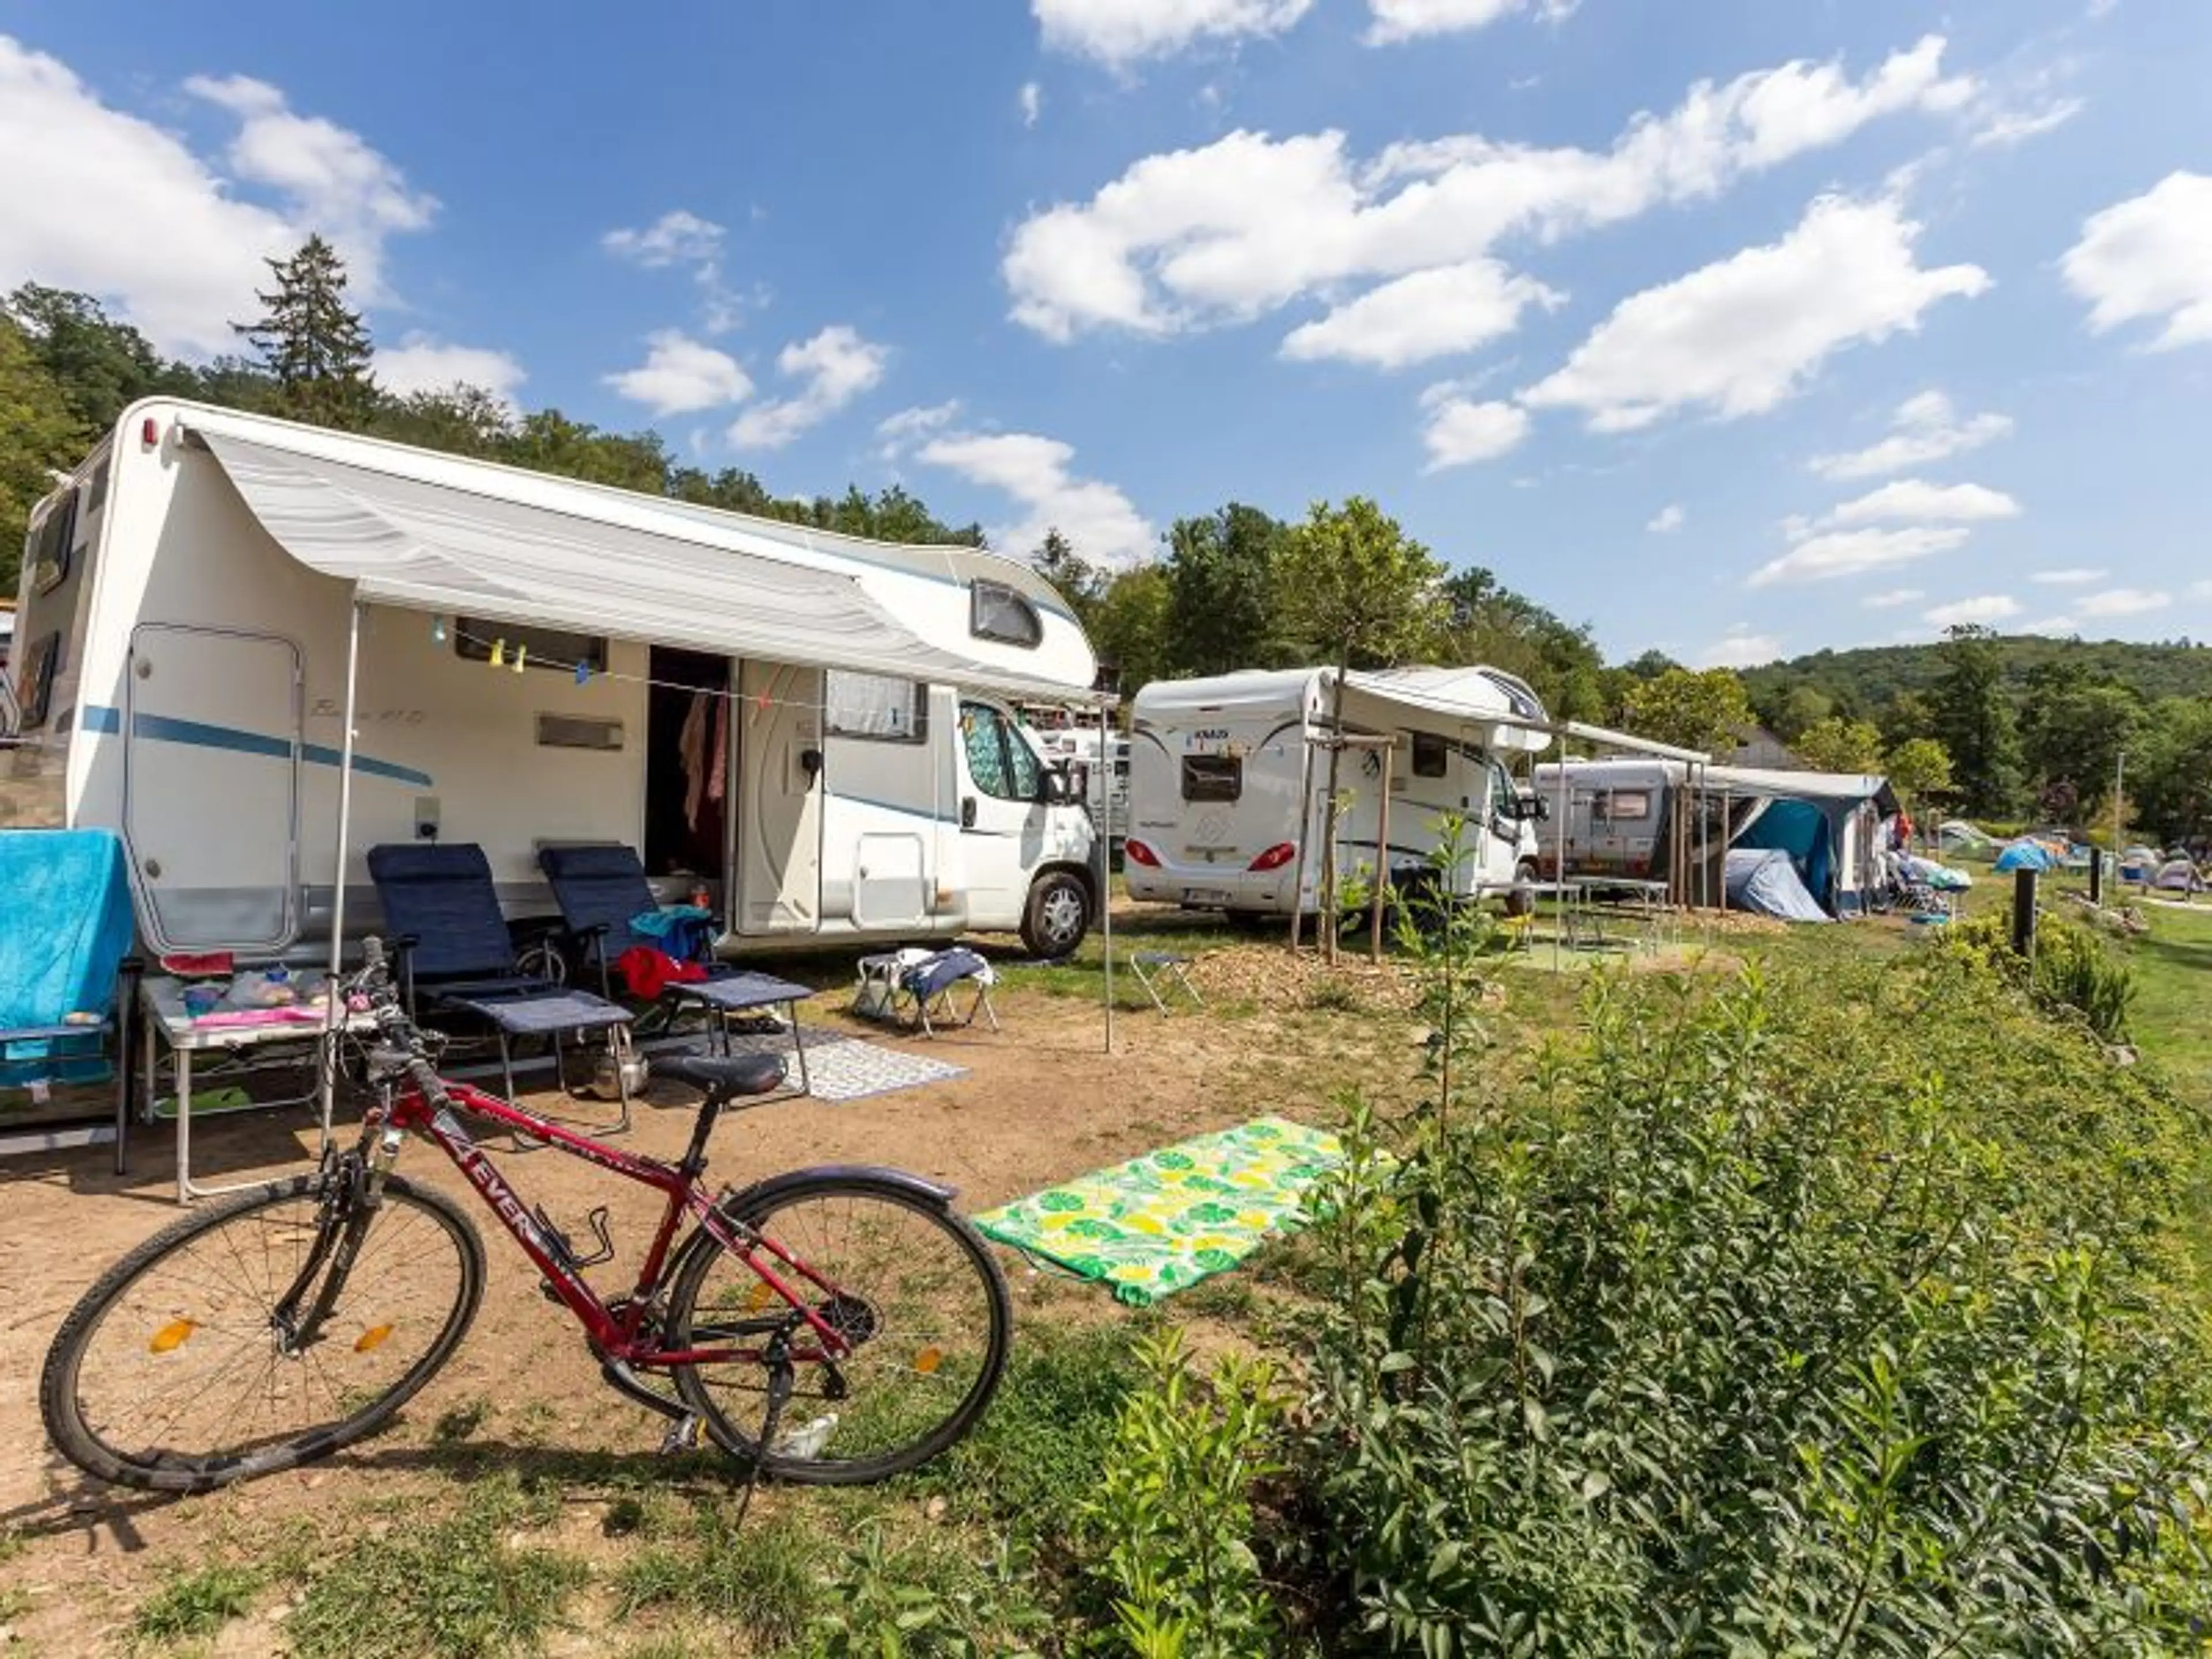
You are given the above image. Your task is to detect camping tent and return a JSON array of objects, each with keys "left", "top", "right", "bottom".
[
  {"left": 1994, "top": 841, "right": 2054, "bottom": 873},
  {"left": 1721, "top": 766, "right": 1898, "bottom": 916},
  {"left": 1724, "top": 849, "right": 1831, "bottom": 921},
  {"left": 2154, "top": 858, "right": 2204, "bottom": 893},
  {"left": 1938, "top": 819, "right": 1994, "bottom": 851}
]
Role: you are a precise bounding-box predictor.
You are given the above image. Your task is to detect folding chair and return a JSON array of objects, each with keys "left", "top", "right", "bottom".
[
  {"left": 367, "top": 843, "right": 637, "bottom": 1129},
  {"left": 1128, "top": 950, "right": 1203, "bottom": 1013},
  {"left": 855, "top": 948, "right": 999, "bottom": 1036},
  {"left": 536, "top": 845, "right": 813, "bottom": 1089}
]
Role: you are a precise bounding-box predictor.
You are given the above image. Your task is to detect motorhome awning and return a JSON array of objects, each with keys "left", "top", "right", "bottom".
[{"left": 196, "top": 432, "right": 1093, "bottom": 702}]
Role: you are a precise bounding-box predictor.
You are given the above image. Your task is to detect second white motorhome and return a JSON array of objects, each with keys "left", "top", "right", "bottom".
[
  {"left": 4, "top": 401, "right": 1107, "bottom": 963},
  {"left": 1124, "top": 666, "right": 1550, "bottom": 921}
]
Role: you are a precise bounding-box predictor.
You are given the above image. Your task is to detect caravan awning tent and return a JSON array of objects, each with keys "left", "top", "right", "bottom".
[{"left": 189, "top": 425, "right": 1097, "bottom": 703}]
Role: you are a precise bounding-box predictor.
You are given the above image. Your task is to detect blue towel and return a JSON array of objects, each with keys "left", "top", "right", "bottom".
[
  {"left": 0, "top": 829, "right": 135, "bottom": 1086},
  {"left": 630, "top": 905, "right": 714, "bottom": 963}
]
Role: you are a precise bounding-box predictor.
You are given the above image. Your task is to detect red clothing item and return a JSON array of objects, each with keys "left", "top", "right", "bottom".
[{"left": 612, "top": 945, "right": 707, "bottom": 1000}]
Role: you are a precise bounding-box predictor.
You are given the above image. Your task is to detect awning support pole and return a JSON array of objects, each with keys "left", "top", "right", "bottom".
[
  {"left": 1100, "top": 699, "right": 1114, "bottom": 1056},
  {"left": 1553, "top": 743, "right": 1567, "bottom": 974},
  {"left": 319, "top": 598, "right": 364, "bottom": 1153}
]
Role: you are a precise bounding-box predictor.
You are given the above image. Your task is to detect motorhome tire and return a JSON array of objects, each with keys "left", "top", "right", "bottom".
[
  {"left": 1020, "top": 871, "right": 1090, "bottom": 958},
  {"left": 1506, "top": 862, "right": 1538, "bottom": 918},
  {"left": 1224, "top": 909, "right": 1273, "bottom": 933}
]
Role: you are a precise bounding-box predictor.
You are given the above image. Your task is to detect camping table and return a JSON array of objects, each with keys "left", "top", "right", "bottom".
[
  {"left": 1472, "top": 880, "right": 1574, "bottom": 952},
  {"left": 141, "top": 976, "right": 372, "bottom": 1206},
  {"left": 1576, "top": 878, "right": 1673, "bottom": 954}
]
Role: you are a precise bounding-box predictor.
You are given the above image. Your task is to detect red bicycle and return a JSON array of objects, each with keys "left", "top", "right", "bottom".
[{"left": 40, "top": 939, "right": 1012, "bottom": 1494}]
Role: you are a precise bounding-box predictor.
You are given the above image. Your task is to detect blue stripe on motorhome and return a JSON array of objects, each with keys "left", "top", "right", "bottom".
[{"left": 82, "top": 704, "right": 435, "bottom": 789}]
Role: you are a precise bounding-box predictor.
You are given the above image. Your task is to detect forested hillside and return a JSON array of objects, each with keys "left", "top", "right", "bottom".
[{"left": 7, "top": 239, "right": 2212, "bottom": 844}]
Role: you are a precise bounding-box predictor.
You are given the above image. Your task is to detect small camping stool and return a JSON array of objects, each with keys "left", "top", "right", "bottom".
[
  {"left": 1129, "top": 950, "right": 1202, "bottom": 1014},
  {"left": 854, "top": 948, "right": 999, "bottom": 1037}
]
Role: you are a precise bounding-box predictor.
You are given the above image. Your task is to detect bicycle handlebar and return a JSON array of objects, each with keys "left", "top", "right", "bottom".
[{"left": 346, "top": 936, "right": 452, "bottom": 1112}]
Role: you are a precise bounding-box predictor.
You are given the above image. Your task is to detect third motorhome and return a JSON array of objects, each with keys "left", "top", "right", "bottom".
[{"left": 1124, "top": 666, "right": 1550, "bottom": 920}]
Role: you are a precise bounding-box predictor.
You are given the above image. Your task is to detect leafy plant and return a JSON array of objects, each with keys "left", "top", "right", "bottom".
[
  {"left": 1078, "top": 1327, "right": 1290, "bottom": 1659},
  {"left": 810, "top": 1523, "right": 1048, "bottom": 1659},
  {"left": 1939, "top": 903, "right": 2137, "bottom": 1042},
  {"left": 1299, "top": 938, "right": 2211, "bottom": 1655}
]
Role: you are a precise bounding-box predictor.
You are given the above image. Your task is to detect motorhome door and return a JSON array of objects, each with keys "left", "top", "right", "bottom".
[
  {"left": 124, "top": 624, "right": 302, "bottom": 952},
  {"left": 735, "top": 661, "right": 824, "bottom": 934}
]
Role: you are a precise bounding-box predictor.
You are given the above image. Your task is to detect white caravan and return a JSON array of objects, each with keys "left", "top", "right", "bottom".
[
  {"left": 1124, "top": 666, "right": 1550, "bottom": 919},
  {"left": 3, "top": 401, "right": 1104, "bottom": 962}
]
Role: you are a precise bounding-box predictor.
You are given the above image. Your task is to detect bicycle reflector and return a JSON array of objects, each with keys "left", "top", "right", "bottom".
[
  {"left": 150, "top": 1319, "right": 197, "bottom": 1353},
  {"left": 1124, "top": 838, "right": 1161, "bottom": 867},
  {"left": 355, "top": 1324, "right": 395, "bottom": 1353},
  {"left": 1248, "top": 842, "right": 1297, "bottom": 872},
  {"left": 913, "top": 1346, "right": 944, "bottom": 1375}
]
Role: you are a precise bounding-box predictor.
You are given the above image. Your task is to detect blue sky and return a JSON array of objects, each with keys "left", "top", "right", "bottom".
[{"left": 3, "top": 0, "right": 2209, "bottom": 668}]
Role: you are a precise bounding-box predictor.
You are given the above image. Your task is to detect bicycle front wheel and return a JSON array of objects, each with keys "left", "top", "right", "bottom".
[
  {"left": 668, "top": 1175, "right": 1012, "bottom": 1484},
  {"left": 41, "top": 1172, "right": 484, "bottom": 1492}
]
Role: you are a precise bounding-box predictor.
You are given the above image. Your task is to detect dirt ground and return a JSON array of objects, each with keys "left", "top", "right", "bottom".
[{"left": 0, "top": 953, "right": 1425, "bottom": 1656}]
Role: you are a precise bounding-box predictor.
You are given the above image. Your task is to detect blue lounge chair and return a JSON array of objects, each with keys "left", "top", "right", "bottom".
[
  {"left": 366, "top": 843, "right": 635, "bottom": 1126},
  {"left": 536, "top": 844, "right": 812, "bottom": 1091}
]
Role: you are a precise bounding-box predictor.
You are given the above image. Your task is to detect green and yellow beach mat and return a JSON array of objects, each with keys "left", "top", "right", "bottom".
[{"left": 972, "top": 1116, "right": 1345, "bottom": 1306}]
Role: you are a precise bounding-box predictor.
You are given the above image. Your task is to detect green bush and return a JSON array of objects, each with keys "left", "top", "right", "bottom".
[
  {"left": 1299, "top": 963, "right": 2211, "bottom": 1656},
  {"left": 1938, "top": 904, "right": 2137, "bottom": 1043}
]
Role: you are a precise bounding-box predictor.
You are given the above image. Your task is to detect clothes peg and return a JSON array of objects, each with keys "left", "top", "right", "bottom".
[
  {"left": 489, "top": 638, "right": 505, "bottom": 668},
  {"left": 513, "top": 644, "right": 527, "bottom": 673}
]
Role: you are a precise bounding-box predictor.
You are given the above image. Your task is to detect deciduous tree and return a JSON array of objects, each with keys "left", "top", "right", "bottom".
[
  {"left": 1929, "top": 625, "right": 2021, "bottom": 816},
  {"left": 1791, "top": 715, "right": 1886, "bottom": 773},
  {"left": 1619, "top": 667, "right": 1754, "bottom": 755}
]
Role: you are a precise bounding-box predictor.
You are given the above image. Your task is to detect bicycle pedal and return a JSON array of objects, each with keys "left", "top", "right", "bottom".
[{"left": 659, "top": 1414, "right": 703, "bottom": 1456}]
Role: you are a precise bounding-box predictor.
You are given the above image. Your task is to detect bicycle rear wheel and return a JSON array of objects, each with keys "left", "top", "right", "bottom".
[
  {"left": 667, "top": 1174, "right": 1012, "bottom": 1484},
  {"left": 41, "top": 1171, "right": 484, "bottom": 1492}
]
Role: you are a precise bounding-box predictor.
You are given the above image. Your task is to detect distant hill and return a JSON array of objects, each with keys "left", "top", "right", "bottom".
[{"left": 1741, "top": 634, "right": 2212, "bottom": 714}]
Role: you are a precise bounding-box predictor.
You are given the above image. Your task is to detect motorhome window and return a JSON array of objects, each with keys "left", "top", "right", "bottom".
[
  {"left": 969, "top": 580, "right": 1043, "bottom": 648},
  {"left": 29, "top": 495, "right": 75, "bottom": 596},
  {"left": 85, "top": 456, "right": 111, "bottom": 519},
  {"left": 826, "top": 671, "right": 927, "bottom": 743},
  {"left": 1411, "top": 732, "right": 1449, "bottom": 778},
  {"left": 454, "top": 619, "right": 608, "bottom": 675},
  {"left": 1181, "top": 754, "right": 1243, "bottom": 802},
  {"left": 961, "top": 700, "right": 1045, "bottom": 801},
  {"left": 16, "top": 632, "right": 60, "bottom": 730},
  {"left": 1595, "top": 789, "right": 1652, "bottom": 822}
]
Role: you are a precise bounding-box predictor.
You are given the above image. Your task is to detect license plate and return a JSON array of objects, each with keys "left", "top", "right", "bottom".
[{"left": 1183, "top": 886, "right": 1233, "bottom": 906}]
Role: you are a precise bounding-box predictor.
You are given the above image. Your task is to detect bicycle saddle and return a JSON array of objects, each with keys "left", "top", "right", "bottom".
[{"left": 657, "top": 1052, "right": 787, "bottom": 1103}]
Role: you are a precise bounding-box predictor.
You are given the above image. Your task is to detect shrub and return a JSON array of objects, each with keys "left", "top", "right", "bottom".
[
  {"left": 1938, "top": 904, "right": 2137, "bottom": 1043},
  {"left": 1300, "top": 962, "right": 2211, "bottom": 1656}
]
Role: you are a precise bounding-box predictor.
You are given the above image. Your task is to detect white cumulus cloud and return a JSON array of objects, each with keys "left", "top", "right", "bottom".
[
  {"left": 1924, "top": 594, "right": 2020, "bottom": 627},
  {"left": 876, "top": 399, "right": 965, "bottom": 460},
  {"left": 1419, "top": 391, "right": 1531, "bottom": 471},
  {"left": 601, "top": 209, "right": 749, "bottom": 333},
  {"left": 1863, "top": 587, "right": 1924, "bottom": 608},
  {"left": 1365, "top": 0, "right": 1575, "bottom": 46},
  {"left": 1647, "top": 503, "right": 1686, "bottom": 534},
  {"left": 378, "top": 335, "right": 527, "bottom": 404},
  {"left": 1032, "top": 0, "right": 1314, "bottom": 68},
  {"left": 2031, "top": 566, "right": 2108, "bottom": 585},
  {"left": 604, "top": 330, "right": 752, "bottom": 417},
  {"left": 1020, "top": 81, "right": 1043, "bottom": 126},
  {"left": 2062, "top": 172, "right": 2212, "bottom": 350},
  {"left": 1749, "top": 525, "right": 1970, "bottom": 587},
  {"left": 2078, "top": 587, "right": 2173, "bottom": 616},
  {"left": 1809, "top": 389, "right": 2013, "bottom": 480},
  {"left": 727, "top": 325, "right": 889, "bottom": 449},
  {"left": 1819, "top": 478, "right": 2021, "bottom": 529},
  {"left": 0, "top": 39, "right": 436, "bottom": 356},
  {"left": 1522, "top": 195, "right": 1990, "bottom": 431},
  {"left": 915, "top": 430, "right": 1157, "bottom": 568},
  {"left": 1004, "top": 37, "right": 1972, "bottom": 362},
  {"left": 1702, "top": 627, "right": 1783, "bottom": 668},
  {"left": 1280, "top": 262, "right": 1559, "bottom": 369},
  {"left": 1970, "top": 96, "right": 2084, "bottom": 148}
]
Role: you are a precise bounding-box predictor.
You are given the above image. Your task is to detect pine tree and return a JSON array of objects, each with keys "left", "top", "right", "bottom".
[{"left": 235, "top": 235, "right": 376, "bottom": 430}]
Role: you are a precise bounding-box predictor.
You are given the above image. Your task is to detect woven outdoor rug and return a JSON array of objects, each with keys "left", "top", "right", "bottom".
[
  {"left": 706, "top": 1026, "right": 967, "bottom": 1103},
  {"left": 971, "top": 1116, "right": 1346, "bottom": 1306}
]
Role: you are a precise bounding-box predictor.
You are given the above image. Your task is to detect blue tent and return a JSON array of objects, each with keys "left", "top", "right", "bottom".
[
  {"left": 1725, "top": 849, "right": 1831, "bottom": 922},
  {"left": 1734, "top": 798, "right": 1837, "bottom": 912},
  {"left": 1993, "top": 841, "right": 2054, "bottom": 873}
]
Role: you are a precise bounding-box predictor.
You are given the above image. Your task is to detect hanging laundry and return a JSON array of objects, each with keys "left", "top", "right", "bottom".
[
  {"left": 679, "top": 690, "right": 710, "bottom": 830},
  {"left": 707, "top": 691, "right": 728, "bottom": 808}
]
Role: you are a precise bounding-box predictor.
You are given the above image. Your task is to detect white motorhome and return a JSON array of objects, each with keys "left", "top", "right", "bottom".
[
  {"left": 1029, "top": 722, "right": 1129, "bottom": 851},
  {"left": 1124, "top": 666, "right": 1550, "bottom": 920},
  {"left": 2, "top": 401, "right": 1104, "bottom": 963}
]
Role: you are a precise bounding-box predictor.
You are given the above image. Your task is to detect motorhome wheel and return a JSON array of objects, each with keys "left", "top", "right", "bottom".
[{"left": 1021, "top": 871, "right": 1090, "bottom": 958}]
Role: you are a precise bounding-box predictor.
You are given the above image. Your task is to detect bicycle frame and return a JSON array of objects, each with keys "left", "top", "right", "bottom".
[{"left": 372, "top": 1077, "right": 855, "bottom": 1371}]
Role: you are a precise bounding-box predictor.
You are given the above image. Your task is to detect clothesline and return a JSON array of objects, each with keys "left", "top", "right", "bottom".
[{"left": 434, "top": 619, "right": 1084, "bottom": 729}]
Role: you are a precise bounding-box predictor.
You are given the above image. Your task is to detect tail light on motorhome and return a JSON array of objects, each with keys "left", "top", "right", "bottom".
[
  {"left": 1124, "top": 838, "right": 1161, "bottom": 867},
  {"left": 1248, "top": 842, "right": 1297, "bottom": 872}
]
